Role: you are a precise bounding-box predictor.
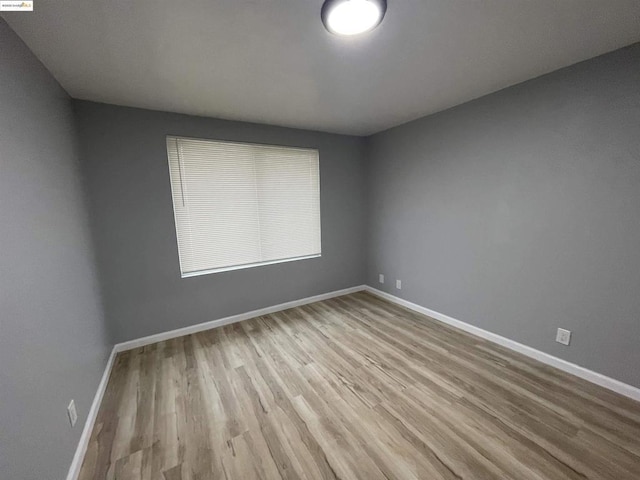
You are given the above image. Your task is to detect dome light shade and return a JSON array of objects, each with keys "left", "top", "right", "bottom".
[{"left": 321, "top": 0, "right": 387, "bottom": 36}]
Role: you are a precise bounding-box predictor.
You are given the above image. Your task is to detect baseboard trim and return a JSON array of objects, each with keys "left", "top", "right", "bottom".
[
  {"left": 66, "top": 346, "right": 117, "bottom": 480},
  {"left": 67, "top": 284, "right": 366, "bottom": 478},
  {"left": 67, "top": 283, "right": 637, "bottom": 479},
  {"left": 365, "top": 286, "right": 640, "bottom": 402},
  {"left": 114, "top": 285, "right": 367, "bottom": 353}
]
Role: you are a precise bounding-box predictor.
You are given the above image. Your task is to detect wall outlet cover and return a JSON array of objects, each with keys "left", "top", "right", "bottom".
[
  {"left": 379, "top": 274, "right": 384, "bottom": 284},
  {"left": 556, "top": 328, "right": 571, "bottom": 346},
  {"left": 396, "top": 279, "right": 402, "bottom": 289},
  {"left": 67, "top": 399, "right": 78, "bottom": 427}
]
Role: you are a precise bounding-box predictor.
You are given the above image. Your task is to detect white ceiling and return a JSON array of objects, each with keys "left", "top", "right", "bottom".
[{"left": 4, "top": 1, "right": 640, "bottom": 135}]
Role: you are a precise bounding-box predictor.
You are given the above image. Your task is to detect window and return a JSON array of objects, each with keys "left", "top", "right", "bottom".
[{"left": 166, "top": 136, "right": 321, "bottom": 277}]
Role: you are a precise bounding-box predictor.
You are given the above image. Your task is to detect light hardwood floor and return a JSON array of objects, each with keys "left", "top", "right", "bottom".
[{"left": 79, "top": 292, "right": 640, "bottom": 479}]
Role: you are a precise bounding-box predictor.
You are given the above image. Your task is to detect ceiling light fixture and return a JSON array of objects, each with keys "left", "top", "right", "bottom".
[{"left": 321, "top": 0, "right": 387, "bottom": 36}]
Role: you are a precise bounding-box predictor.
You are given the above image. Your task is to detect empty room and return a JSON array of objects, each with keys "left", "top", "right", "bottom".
[{"left": 2, "top": 1, "right": 640, "bottom": 479}]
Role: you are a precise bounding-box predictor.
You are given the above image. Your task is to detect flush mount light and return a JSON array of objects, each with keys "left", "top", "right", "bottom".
[{"left": 321, "top": 0, "right": 387, "bottom": 36}]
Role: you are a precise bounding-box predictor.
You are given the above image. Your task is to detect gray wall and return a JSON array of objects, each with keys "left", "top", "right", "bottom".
[
  {"left": 367, "top": 43, "right": 640, "bottom": 388},
  {"left": 0, "top": 19, "right": 111, "bottom": 480},
  {"left": 74, "top": 101, "right": 367, "bottom": 343}
]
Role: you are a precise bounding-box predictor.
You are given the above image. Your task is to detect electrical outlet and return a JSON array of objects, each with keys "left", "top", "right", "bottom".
[
  {"left": 556, "top": 328, "right": 571, "bottom": 346},
  {"left": 378, "top": 274, "right": 384, "bottom": 284},
  {"left": 396, "top": 279, "right": 402, "bottom": 289},
  {"left": 67, "top": 399, "right": 78, "bottom": 427}
]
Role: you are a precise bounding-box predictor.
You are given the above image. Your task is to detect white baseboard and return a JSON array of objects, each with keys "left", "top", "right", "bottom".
[
  {"left": 114, "top": 285, "right": 367, "bottom": 353},
  {"left": 66, "top": 346, "right": 117, "bottom": 480},
  {"left": 364, "top": 286, "right": 640, "bottom": 402},
  {"left": 67, "top": 284, "right": 366, "bottom": 478},
  {"left": 67, "top": 283, "right": 637, "bottom": 478}
]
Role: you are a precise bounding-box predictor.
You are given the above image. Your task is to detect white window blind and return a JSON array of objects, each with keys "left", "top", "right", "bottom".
[{"left": 166, "top": 136, "right": 321, "bottom": 277}]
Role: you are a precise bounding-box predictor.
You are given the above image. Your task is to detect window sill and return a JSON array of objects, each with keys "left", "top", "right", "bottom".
[{"left": 181, "top": 253, "right": 322, "bottom": 278}]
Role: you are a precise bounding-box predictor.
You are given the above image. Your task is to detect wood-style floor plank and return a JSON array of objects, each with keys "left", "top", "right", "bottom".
[{"left": 78, "top": 292, "right": 640, "bottom": 479}]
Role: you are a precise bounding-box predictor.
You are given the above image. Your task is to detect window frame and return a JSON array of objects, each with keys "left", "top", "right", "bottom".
[{"left": 166, "top": 135, "right": 322, "bottom": 278}]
